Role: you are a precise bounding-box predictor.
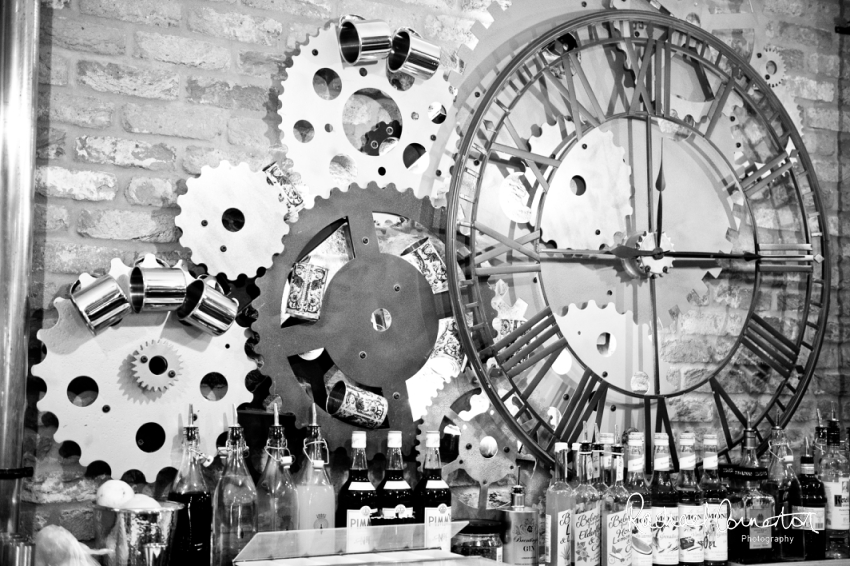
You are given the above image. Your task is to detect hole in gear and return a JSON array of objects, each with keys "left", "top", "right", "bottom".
[
  {"left": 570, "top": 175, "right": 587, "bottom": 196},
  {"left": 312, "top": 68, "right": 342, "bottom": 100},
  {"left": 479, "top": 436, "right": 498, "bottom": 458},
  {"left": 597, "top": 332, "right": 616, "bottom": 357},
  {"left": 200, "top": 372, "right": 229, "bottom": 401},
  {"left": 371, "top": 308, "right": 392, "bottom": 332},
  {"left": 222, "top": 208, "right": 246, "bottom": 233},
  {"left": 342, "top": 88, "right": 403, "bottom": 155},
  {"left": 67, "top": 376, "right": 98, "bottom": 407},
  {"left": 148, "top": 355, "right": 168, "bottom": 376},
  {"left": 403, "top": 143, "right": 427, "bottom": 170},
  {"left": 135, "top": 422, "right": 166, "bottom": 453},
  {"left": 293, "top": 120, "right": 315, "bottom": 143}
]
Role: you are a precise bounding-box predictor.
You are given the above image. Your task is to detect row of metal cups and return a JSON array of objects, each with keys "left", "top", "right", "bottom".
[
  {"left": 0, "top": 534, "right": 34, "bottom": 566},
  {"left": 70, "top": 260, "right": 238, "bottom": 336},
  {"left": 338, "top": 15, "right": 441, "bottom": 79}
]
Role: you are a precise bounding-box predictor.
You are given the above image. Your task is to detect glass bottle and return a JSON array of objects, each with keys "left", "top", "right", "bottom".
[
  {"left": 415, "top": 430, "right": 452, "bottom": 551},
  {"left": 649, "top": 433, "right": 678, "bottom": 566},
  {"left": 572, "top": 438, "right": 601, "bottom": 566},
  {"left": 168, "top": 405, "right": 212, "bottom": 564},
  {"left": 814, "top": 409, "right": 827, "bottom": 475},
  {"left": 257, "top": 405, "right": 297, "bottom": 532},
  {"left": 297, "top": 457, "right": 335, "bottom": 530},
  {"left": 296, "top": 404, "right": 326, "bottom": 484},
  {"left": 568, "top": 442, "right": 580, "bottom": 489},
  {"left": 676, "top": 432, "right": 704, "bottom": 566},
  {"left": 699, "top": 434, "right": 728, "bottom": 566},
  {"left": 790, "top": 436, "right": 826, "bottom": 560},
  {"left": 213, "top": 407, "right": 258, "bottom": 566},
  {"left": 602, "top": 442, "right": 631, "bottom": 566},
  {"left": 625, "top": 432, "right": 652, "bottom": 566},
  {"left": 338, "top": 431, "right": 378, "bottom": 552},
  {"left": 378, "top": 430, "right": 414, "bottom": 519},
  {"left": 727, "top": 417, "right": 773, "bottom": 564},
  {"left": 595, "top": 432, "right": 614, "bottom": 493},
  {"left": 547, "top": 442, "right": 574, "bottom": 566},
  {"left": 592, "top": 435, "right": 605, "bottom": 493},
  {"left": 761, "top": 423, "right": 799, "bottom": 560},
  {"left": 819, "top": 415, "right": 849, "bottom": 558}
]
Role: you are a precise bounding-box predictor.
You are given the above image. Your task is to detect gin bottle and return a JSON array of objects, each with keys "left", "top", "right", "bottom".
[
  {"left": 572, "top": 438, "right": 601, "bottom": 566},
  {"left": 213, "top": 406, "right": 258, "bottom": 566},
  {"left": 338, "top": 431, "right": 377, "bottom": 552},
  {"left": 761, "top": 422, "right": 798, "bottom": 560},
  {"left": 602, "top": 442, "right": 631, "bottom": 566},
  {"left": 699, "top": 434, "right": 728, "bottom": 566},
  {"left": 675, "top": 432, "right": 704, "bottom": 566},
  {"left": 649, "top": 433, "right": 678, "bottom": 566},
  {"left": 624, "top": 432, "right": 652, "bottom": 566},
  {"left": 257, "top": 405, "right": 297, "bottom": 532},
  {"left": 547, "top": 443, "right": 574, "bottom": 566}
]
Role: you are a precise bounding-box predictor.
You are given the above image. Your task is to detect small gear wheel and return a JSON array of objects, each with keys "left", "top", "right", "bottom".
[
  {"left": 131, "top": 340, "right": 183, "bottom": 392},
  {"left": 363, "top": 120, "right": 402, "bottom": 156},
  {"left": 176, "top": 161, "right": 289, "bottom": 280},
  {"left": 634, "top": 231, "right": 674, "bottom": 278},
  {"left": 278, "top": 24, "right": 454, "bottom": 199},
  {"left": 754, "top": 46, "right": 786, "bottom": 88}
]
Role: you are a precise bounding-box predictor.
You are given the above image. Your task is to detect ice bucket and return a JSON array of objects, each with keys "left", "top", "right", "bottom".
[{"left": 94, "top": 502, "right": 183, "bottom": 566}]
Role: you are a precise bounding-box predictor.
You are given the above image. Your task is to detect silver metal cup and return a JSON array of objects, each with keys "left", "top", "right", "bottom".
[
  {"left": 129, "top": 266, "right": 188, "bottom": 313},
  {"left": 177, "top": 277, "right": 238, "bottom": 336},
  {"left": 69, "top": 274, "right": 132, "bottom": 335},
  {"left": 338, "top": 15, "right": 392, "bottom": 65},
  {"left": 387, "top": 27, "right": 441, "bottom": 79},
  {"left": 326, "top": 381, "right": 388, "bottom": 429},
  {"left": 94, "top": 502, "right": 182, "bottom": 566}
]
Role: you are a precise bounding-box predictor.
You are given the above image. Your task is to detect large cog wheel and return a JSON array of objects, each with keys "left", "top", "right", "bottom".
[
  {"left": 176, "top": 161, "right": 289, "bottom": 280},
  {"left": 131, "top": 340, "right": 183, "bottom": 393},
  {"left": 278, "top": 24, "right": 455, "bottom": 201},
  {"left": 33, "top": 255, "right": 256, "bottom": 481},
  {"left": 252, "top": 185, "right": 460, "bottom": 459}
]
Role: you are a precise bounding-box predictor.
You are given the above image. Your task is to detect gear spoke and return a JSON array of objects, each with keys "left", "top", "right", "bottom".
[
  {"left": 279, "top": 320, "right": 328, "bottom": 357},
  {"left": 347, "top": 208, "right": 381, "bottom": 259}
]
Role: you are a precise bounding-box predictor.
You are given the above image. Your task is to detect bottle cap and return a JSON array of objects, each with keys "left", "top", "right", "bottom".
[
  {"left": 554, "top": 442, "right": 569, "bottom": 452},
  {"left": 571, "top": 442, "right": 580, "bottom": 452},
  {"left": 282, "top": 456, "right": 293, "bottom": 466},
  {"left": 312, "top": 459, "right": 326, "bottom": 468},
  {"left": 579, "top": 441, "right": 592, "bottom": 454},
  {"left": 611, "top": 444, "right": 623, "bottom": 454},
  {"left": 352, "top": 431, "right": 367, "bottom": 449},
  {"left": 703, "top": 433, "right": 718, "bottom": 446},
  {"left": 599, "top": 432, "right": 615, "bottom": 445},
  {"left": 679, "top": 432, "right": 695, "bottom": 445},
  {"left": 654, "top": 432, "right": 668, "bottom": 441},
  {"left": 426, "top": 430, "right": 440, "bottom": 448},
  {"left": 388, "top": 430, "right": 402, "bottom": 448},
  {"left": 510, "top": 485, "right": 526, "bottom": 508}
]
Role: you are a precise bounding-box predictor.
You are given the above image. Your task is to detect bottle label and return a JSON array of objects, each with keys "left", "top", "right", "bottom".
[
  {"left": 654, "top": 456, "right": 670, "bottom": 471},
  {"left": 603, "top": 509, "right": 631, "bottom": 566},
  {"left": 824, "top": 480, "right": 850, "bottom": 529},
  {"left": 553, "top": 509, "right": 571, "bottom": 566},
  {"left": 426, "top": 479, "right": 449, "bottom": 489},
  {"left": 615, "top": 459, "right": 623, "bottom": 483},
  {"left": 382, "top": 505, "right": 413, "bottom": 519},
  {"left": 630, "top": 507, "right": 653, "bottom": 566},
  {"left": 383, "top": 480, "right": 411, "bottom": 490},
  {"left": 678, "top": 454, "right": 696, "bottom": 470},
  {"left": 800, "top": 464, "right": 815, "bottom": 474},
  {"left": 348, "top": 481, "right": 375, "bottom": 491},
  {"left": 704, "top": 503, "right": 728, "bottom": 561},
  {"left": 747, "top": 505, "right": 771, "bottom": 549},
  {"left": 651, "top": 506, "right": 678, "bottom": 564},
  {"left": 627, "top": 457, "right": 643, "bottom": 472},
  {"left": 572, "top": 506, "right": 600, "bottom": 566},
  {"left": 424, "top": 504, "right": 451, "bottom": 551},
  {"left": 792, "top": 506, "right": 825, "bottom": 531},
  {"left": 507, "top": 513, "right": 537, "bottom": 566},
  {"left": 346, "top": 507, "right": 374, "bottom": 553},
  {"left": 497, "top": 546, "right": 503, "bottom": 562},
  {"left": 677, "top": 504, "right": 704, "bottom": 563},
  {"left": 543, "top": 513, "right": 550, "bottom": 563},
  {"left": 784, "top": 455, "right": 794, "bottom": 463},
  {"left": 601, "top": 454, "right": 612, "bottom": 471},
  {"left": 702, "top": 454, "right": 718, "bottom": 470}
]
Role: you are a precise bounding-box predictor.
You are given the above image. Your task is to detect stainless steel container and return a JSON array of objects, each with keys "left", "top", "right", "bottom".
[
  {"left": 387, "top": 27, "right": 441, "bottom": 80},
  {"left": 94, "top": 502, "right": 182, "bottom": 566},
  {"left": 69, "top": 274, "right": 132, "bottom": 334},
  {"left": 177, "top": 277, "right": 238, "bottom": 336},
  {"left": 129, "top": 265, "right": 189, "bottom": 313},
  {"left": 338, "top": 15, "right": 391, "bottom": 65},
  {"left": 500, "top": 486, "right": 538, "bottom": 566}
]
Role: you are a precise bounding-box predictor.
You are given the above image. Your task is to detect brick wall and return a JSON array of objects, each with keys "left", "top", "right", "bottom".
[{"left": 25, "top": 0, "right": 848, "bottom": 540}]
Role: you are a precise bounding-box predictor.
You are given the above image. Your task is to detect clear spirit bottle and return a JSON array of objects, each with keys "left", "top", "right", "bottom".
[
  {"left": 415, "top": 430, "right": 452, "bottom": 551},
  {"left": 790, "top": 436, "right": 826, "bottom": 560},
  {"left": 594, "top": 432, "right": 614, "bottom": 493},
  {"left": 378, "top": 430, "right": 414, "bottom": 519},
  {"left": 699, "top": 434, "right": 728, "bottom": 566},
  {"left": 761, "top": 422, "right": 799, "bottom": 560},
  {"left": 676, "top": 432, "right": 704, "bottom": 566},
  {"left": 257, "top": 405, "right": 297, "bottom": 532},
  {"left": 625, "top": 432, "right": 652, "bottom": 566},
  {"left": 338, "top": 431, "right": 377, "bottom": 552},
  {"left": 572, "top": 438, "right": 601, "bottom": 566},
  {"left": 728, "top": 417, "right": 773, "bottom": 564},
  {"left": 602, "top": 442, "right": 631, "bottom": 566},
  {"left": 819, "top": 414, "right": 849, "bottom": 558},
  {"left": 547, "top": 443, "right": 574, "bottom": 566},
  {"left": 213, "top": 407, "right": 258, "bottom": 566},
  {"left": 649, "top": 433, "right": 678, "bottom": 566}
]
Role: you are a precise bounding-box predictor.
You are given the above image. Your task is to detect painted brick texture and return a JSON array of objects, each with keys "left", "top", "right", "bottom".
[{"left": 28, "top": 0, "right": 849, "bottom": 539}]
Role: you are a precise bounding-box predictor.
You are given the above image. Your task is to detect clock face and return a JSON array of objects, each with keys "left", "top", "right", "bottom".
[{"left": 445, "top": 10, "right": 830, "bottom": 466}]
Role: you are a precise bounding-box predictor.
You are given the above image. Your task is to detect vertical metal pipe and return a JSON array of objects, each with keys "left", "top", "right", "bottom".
[{"left": 0, "top": 0, "right": 39, "bottom": 534}]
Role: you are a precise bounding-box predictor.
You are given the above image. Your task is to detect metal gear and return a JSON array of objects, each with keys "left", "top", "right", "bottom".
[
  {"left": 754, "top": 46, "right": 786, "bottom": 88},
  {"left": 175, "top": 161, "right": 289, "bottom": 280},
  {"left": 278, "top": 24, "right": 454, "bottom": 201},
  {"left": 33, "top": 254, "right": 256, "bottom": 481},
  {"left": 131, "top": 340, "right": 183, "bottom": 392},
  {"left": 363, "top": 120, "right": 402, "bottom": 156},
  {"left": 417, "top": 370, "right": 518, "bottom": 513},
  {"left": 773, "top": 84, "right": 804, "bottom": 139},
  {"left": 252, "top": 184, "right": 458, "bottom": 459},
  {"left": 531, "top": 126, "right": 633, "bottom": 250},
  {"left": 634, "top": 231, "right": 675, "bottom": 277}
]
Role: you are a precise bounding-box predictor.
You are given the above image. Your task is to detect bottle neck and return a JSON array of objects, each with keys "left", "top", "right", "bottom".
[
  {"left": 387, "top": 447, "right": 404, "bottom": 478},
  {"left": 351, "top": 447, "right": 368, "bottom": 471},
  {"left": 611, "top": 451, "right": 624, "bottom": 486},
  {"left": 553, "top": 450, "right": 567, "bottom": 483},
  {"left": 174, "top": 427, "right": 207, "bottom": 492},
  {"left": 578, "top": 451, "right": 593, "bottom": 484},
  {"left": 225, "top": 426, "right": 249, "bottom": 473},
  {"left": 625, "top": 444, "right": 645, "bottom": 484},
  {"left": 653, "top": 445, "right": 671, "bottom": 475},
  {"left": 700, "top": 447, "right": 720, "bottom": 483},
  {"left": 424, "top": 446, "right": 442, "bottom": 473}
]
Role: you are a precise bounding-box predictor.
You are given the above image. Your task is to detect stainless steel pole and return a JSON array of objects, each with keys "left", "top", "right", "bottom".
[{"left": 0, "top": 0, "right": 39, "bottom": 533}]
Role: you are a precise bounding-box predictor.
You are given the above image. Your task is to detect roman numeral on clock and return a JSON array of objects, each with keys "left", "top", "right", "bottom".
[
  {"left": 758, "top": 243, "right": 815, "bottom": 273},
  {"left": 709, "top": 377, "right": 748, "bottom": 458},
  {"left": 644, "top": 397, "right": 679, "bottom": 471},
  {"left": 740, "top": 314, "right": 801, "bottom": 379},
  {"left": 486, "top": 307, "right": 567, "bottom": 378},
  {"left": 741, "top": 152, "right": 795, "bottom": 197},
  {"left": 548, "top": 369, "right": 608, "bottom": 451}
]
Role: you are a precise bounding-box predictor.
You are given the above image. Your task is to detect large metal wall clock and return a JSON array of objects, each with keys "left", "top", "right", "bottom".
[{"left": 445, "top": 10, "right": 830, "bottom": 468}]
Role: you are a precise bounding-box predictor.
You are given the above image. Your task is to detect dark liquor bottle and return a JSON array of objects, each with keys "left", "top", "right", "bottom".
[
  {"left": 378, "top": 430, "right": 414, "bottom": 519},
  {"left": 676, "top": 432, "right": 704, "bottom": 566},
  {"left": 415, "top": 430, "right": 452, "bottom": 550},
  {"left": 699, "top": 434, "right": 728, "bottom": 566},
  {"left": 625, "top": 432, "right": 652, "bottom": 566},
  {"left": 761, "top": 421, "right": 800, "bottom": 560},
  {"left": 338, "top": 431, "right": 378, "bottom": 553},
  {"left": 790, "top": 436, "right": 826, "bottom": 560},
  {"left": 727, "top": 415, "right": 773, "bottom": 564},
  {"left": 650, "top": 433, "right": 678, "bottom": 566},
  {"left": 819, "top": 410, "right": 849, "bottom": 558},
  {"left": 168, "top": 405, "right": 212, "bottom": 564}
]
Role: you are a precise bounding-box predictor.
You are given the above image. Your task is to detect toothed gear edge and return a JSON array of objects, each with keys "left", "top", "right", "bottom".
[
  {"left": 278, "top": 24, "right": 455, "bottom": 201},
  {"left": 176, "top": 161, "right": 289, "bottom": 280},
  {"left": 33, "top": 255, "right": 256, "bottom": 481},
  {"left": 131, "top": 340, "right": 183, "bottom": 392},
  {"left": 754, "top": 46, "right": 786, "bottom": 88}
]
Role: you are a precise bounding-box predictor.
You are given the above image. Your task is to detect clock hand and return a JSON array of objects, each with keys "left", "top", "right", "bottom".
[
  {"left": 539, "top": 246, "right": 655, "bottom": 259},
  {"left": 540, "top": 248, "right": 794, "bottom": 262},
  {"left": 655, "top": 140, "right": 665, "bottom": 249}
]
